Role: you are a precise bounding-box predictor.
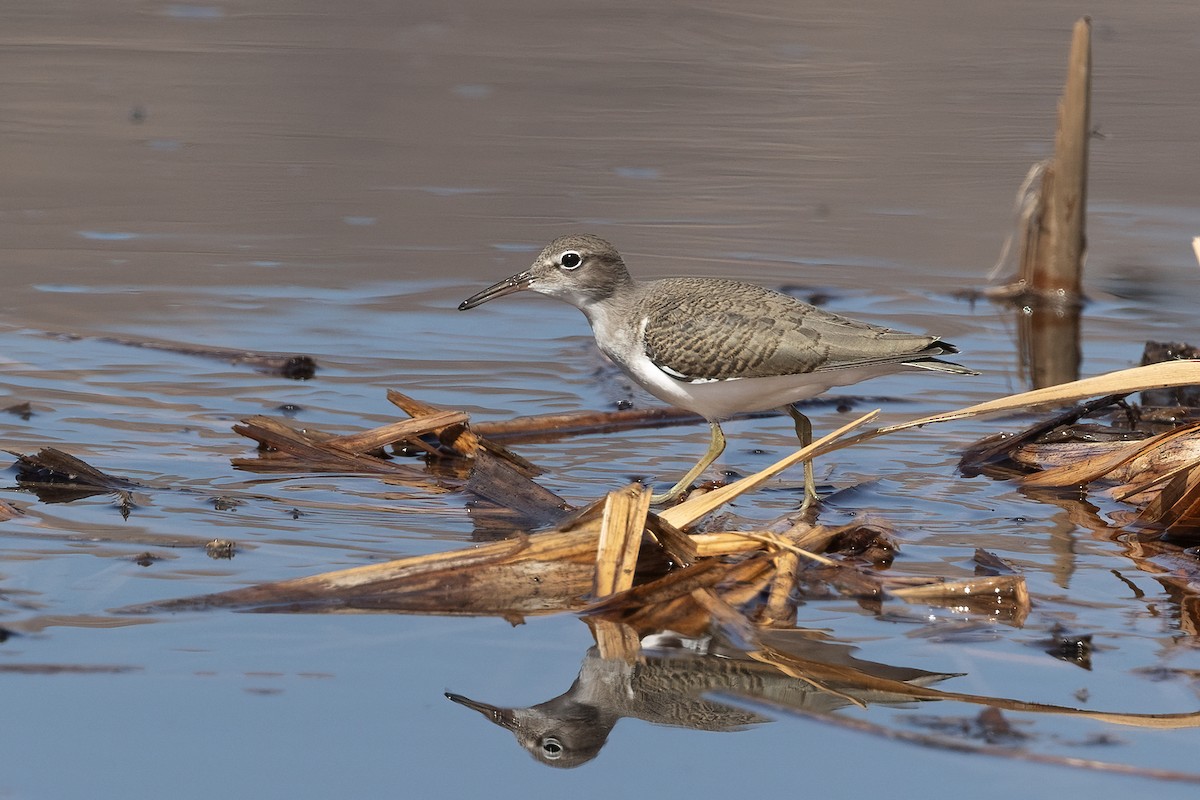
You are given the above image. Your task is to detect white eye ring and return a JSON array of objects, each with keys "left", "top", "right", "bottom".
[
  {"left": 558, "top": 250, "right": 583, "bottom": 270},
  {"left": 542, "top": 737, "right": 564, "bottom": 759}
]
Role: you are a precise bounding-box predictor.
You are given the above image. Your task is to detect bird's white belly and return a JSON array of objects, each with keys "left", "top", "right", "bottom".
[
  {"left": 619, "top": 349, "right": 904, "bottom": 420},
  {"left": 587, "top": 305, "right": 911, "bottom": 420}
]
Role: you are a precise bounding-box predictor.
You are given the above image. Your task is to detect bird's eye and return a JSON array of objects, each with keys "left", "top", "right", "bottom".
[
  {"left": 541, "top": 737, "right": 564, "bottom": 759},
  {"left": 559, "top": 251, "right": 582, "bottom": 270}
]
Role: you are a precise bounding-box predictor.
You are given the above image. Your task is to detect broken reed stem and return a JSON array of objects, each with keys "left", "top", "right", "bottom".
[
  {"left": 761, "top": 549, "right": 801, "bottom": 628},
  {"left": 386, "top": 388, "right": 536, "bottom": 469},
  {"left": 587, "top": 618, "right": 641, "bottom": 662},
  {"left": 593, "top": 484, "right": 652, "bottom": 598},
  {"left": 779, "top": 362, "right": 1200, "bottom": 492},
  {"left": 873, "top": 362, "right": 1200, "bottom": 435},
  {"left": 729, "top": 531, "right": 838, "bottom": 567},
  {"left": 1021, "top": 16, "right": 1091, "bottom": 298},
  {"left": 324, "top": 411, "right": 469, "bottom": 453},
  {"left": 1024, "top": 419, "right": 1200, "bottom": 489}
]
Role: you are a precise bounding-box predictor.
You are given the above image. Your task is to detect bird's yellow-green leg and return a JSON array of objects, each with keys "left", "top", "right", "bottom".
[
  {"left": 650, "top": 421, "right": 726, "bottom": 505},
  {"left": 784, "top": 405, "right": 820, "bottom": 510}
]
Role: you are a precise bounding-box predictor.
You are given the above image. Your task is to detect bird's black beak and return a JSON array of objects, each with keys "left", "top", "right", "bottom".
[
  {"left": 445, "top": 692, "right": 519, "bottom": 731},
  {"left": 458, "top": 271, "right": 534, "bottom": 310}
]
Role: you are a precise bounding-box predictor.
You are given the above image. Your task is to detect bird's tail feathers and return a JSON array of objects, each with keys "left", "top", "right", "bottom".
[{"left": 905, "top": 358, "right": 979, "bottom": 376}]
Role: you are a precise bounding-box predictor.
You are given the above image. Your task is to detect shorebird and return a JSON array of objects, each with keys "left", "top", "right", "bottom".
[{"left": 459, "top": 234, "right": 973, "bottom": 506}]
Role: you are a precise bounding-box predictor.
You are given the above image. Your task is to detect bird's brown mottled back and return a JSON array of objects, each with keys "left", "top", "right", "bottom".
[{"left": 636, "top": 277, "right": 955, "bottom": 381}]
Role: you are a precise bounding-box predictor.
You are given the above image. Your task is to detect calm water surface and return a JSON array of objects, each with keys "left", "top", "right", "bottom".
[{"left": 2, "top": 1, "right": 1200, "bottom": 797}]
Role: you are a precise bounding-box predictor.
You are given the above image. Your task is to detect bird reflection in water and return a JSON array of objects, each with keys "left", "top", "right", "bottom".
[{"left": 446, "top": 627, "right": 956, "bottom": 768}]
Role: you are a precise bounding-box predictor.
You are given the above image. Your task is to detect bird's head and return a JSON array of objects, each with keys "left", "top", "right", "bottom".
[{"left": 458, "top": 234, "right": 632, "bottom": 311}]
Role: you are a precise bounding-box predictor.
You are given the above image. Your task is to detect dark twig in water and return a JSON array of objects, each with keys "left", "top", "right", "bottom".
[
  {"left": 44, "top": 330, "right": 317, "bottom": 379},
  {"left": 7, "top": 447, "right": 140, "bottom": 513}
]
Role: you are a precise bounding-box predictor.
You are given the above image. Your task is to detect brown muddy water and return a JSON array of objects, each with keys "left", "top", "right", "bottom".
[{"left": 3, "top": 1, "right": 1200, "bottom": 797}]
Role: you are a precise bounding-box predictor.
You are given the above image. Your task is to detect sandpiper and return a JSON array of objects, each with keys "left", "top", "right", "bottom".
[{"left": 459, "top": 234, "right": 973, "bottom": 506}]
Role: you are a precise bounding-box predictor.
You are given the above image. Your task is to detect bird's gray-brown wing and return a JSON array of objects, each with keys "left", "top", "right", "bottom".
[{"left": 638, "top": 278, "right": 955, "bottom": 381}]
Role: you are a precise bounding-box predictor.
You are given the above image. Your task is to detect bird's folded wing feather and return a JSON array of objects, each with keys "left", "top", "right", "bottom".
[{"left": 638, "top": 279, "right": 944, "bottom": 382}]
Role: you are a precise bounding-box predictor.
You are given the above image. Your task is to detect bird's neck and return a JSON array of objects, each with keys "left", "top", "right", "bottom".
[
  {"left": 577, "top": 276, "right": 635, "bottom": 319},
  {"left": 563, "top": 268, "right": 636, "bottom": 312},
  {"left": 579, "top": 286, "right": 642, "bottom": 364}
]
